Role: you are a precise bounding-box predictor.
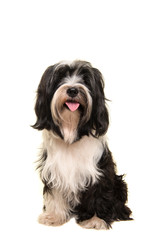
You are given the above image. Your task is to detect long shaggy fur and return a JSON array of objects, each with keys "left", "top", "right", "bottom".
[{"left": 33, "top": 60, "right": 132, "bottom": 229}]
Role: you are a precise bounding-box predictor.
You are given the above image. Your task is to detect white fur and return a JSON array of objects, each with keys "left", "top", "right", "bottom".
[
  {"left": 63, "top": 75, "right": 82, "bottom": 85},
  {"left": 79, "top": 216, "right": 109, "bottom": 230},
  {"left": 50, "top": 81, "right": 93, "bottom": 144},
  {"left": 41, "top": 130, "right": 105, "bottom": 204},
  {"left": 39, "top": 189, "right": 70, "bottom": 226}
]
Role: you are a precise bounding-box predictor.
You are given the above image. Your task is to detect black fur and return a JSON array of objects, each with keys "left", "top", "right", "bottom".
[
  {"left": 32, "top": 61, "right": 109, "bottom": 139},
  {"left": 33, "top": 60, "right": 132, "bottom": 229},
  {"left": 74, "top": 149, "right": 132, "bottom": 228},
  {"left": 38, "top": 146, "right": 133, "bottom": 228},
  {"left": 32, "top": 64, "right": 63, "bottom": 137},
  {"left": 36, "top": 150, "right": 52, "bottom": 195}
]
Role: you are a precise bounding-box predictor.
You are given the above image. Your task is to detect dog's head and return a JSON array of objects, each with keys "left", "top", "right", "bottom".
[{"left": 33, "top": 60, "right": 109, "bottom": 143}]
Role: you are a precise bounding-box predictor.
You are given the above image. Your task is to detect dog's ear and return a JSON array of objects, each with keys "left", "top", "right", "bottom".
[
  {"left": 91, "top": 68, "right": 109, "bottom": 136},
  {"left": 32, "top": 65, "right": 57, "bottom": 130}
]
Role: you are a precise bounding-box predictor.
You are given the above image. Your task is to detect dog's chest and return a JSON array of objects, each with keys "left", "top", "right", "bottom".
[{"left": 42, "top": 131, "right": 104, "bottom": 194}]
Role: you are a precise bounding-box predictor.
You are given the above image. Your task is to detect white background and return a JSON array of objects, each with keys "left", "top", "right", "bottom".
[{"left": 0, "top": 0, "right": 160, "bottom": 239}]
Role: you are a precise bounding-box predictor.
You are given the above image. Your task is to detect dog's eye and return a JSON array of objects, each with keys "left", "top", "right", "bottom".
[
  {"left": 83, "top": 76, "right": 90, "bottom": 86},
  {"left": 83, "top": 79, "right": 92, "bottom": 91}
]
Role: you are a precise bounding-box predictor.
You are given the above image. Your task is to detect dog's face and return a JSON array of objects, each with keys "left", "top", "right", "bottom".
[{"left": 33, "top": 60, "right": 109, "bottom": 143}]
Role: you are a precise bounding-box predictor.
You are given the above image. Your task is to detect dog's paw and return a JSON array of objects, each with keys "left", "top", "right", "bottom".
[
  {"left": 79, "top": 216, "right": 110, "bottom": 230},
  {"left": 38, "top": 213, "right": 66, "bottom": 226}
]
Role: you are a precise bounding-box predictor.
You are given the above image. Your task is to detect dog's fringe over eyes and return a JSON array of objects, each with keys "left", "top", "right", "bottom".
[{"left": 32, "top": 60, "right": 132, "bottom": 229}]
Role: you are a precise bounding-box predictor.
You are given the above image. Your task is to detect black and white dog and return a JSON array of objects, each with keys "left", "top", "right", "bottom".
[{"left": 33, "top": 60, "right": 132, "bottom": 230}]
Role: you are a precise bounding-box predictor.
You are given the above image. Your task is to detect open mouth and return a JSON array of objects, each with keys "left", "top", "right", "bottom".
[{"left": 65, "top": 101, "right": 80, "bottom": 112}]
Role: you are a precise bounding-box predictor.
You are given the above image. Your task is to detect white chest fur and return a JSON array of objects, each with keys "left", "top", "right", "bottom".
[{"left": 41, "top": 130, "right": 105, "bottom": 198}]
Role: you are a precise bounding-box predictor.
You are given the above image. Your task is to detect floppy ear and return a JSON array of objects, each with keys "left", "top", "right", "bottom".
[
  {"left": 32, "top": 65, "right": 57, "bottom": 130},
  {"left": 91, "top": 68, "right": 109, "bottom": 136}
]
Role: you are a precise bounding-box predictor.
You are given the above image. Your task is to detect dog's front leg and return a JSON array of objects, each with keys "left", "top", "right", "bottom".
[{"left": 38, "top": 189, "right": 71, "bottom": 226}]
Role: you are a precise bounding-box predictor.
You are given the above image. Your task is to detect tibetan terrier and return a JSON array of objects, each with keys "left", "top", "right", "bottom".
[{"left": 32, "top": 60, "right": 132, "bottom": 230}]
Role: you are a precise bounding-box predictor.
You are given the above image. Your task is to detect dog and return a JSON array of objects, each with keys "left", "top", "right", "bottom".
[{"left": 32, "top": 60, "right": 132, "bottom": 230}]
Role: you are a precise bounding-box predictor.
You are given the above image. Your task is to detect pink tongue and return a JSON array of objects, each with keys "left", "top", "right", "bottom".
[{"left": 65, "top": 102, "right": 80, "bottom": 112}]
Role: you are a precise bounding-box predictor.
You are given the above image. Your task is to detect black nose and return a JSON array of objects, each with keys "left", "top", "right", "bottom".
[{"left": 67, "top": 87, "right": 79, "bottom": 98}]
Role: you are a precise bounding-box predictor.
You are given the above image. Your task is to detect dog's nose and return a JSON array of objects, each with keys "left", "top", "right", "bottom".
[{"left": 67, "top": 87, "right": 79, "bottom": 98}]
